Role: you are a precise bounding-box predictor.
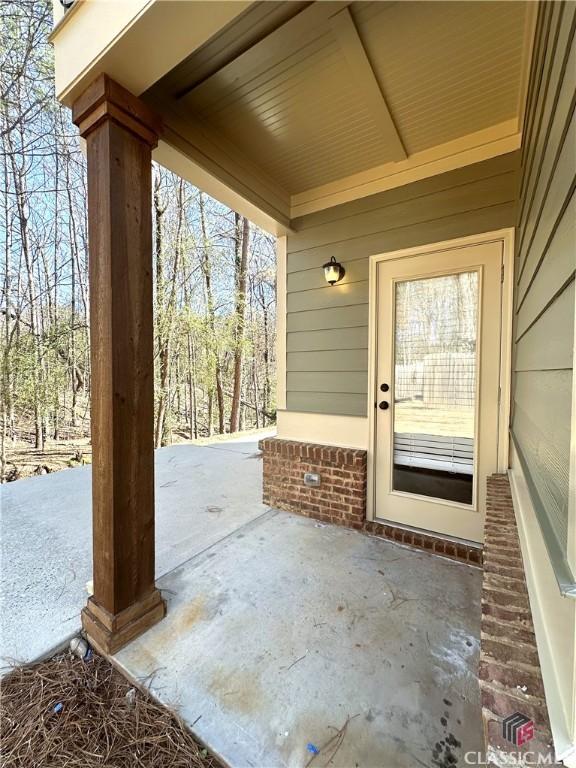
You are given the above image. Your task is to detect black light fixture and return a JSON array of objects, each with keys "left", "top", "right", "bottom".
[{"left": 323, "top": 256, "right": 345, "bottom": 286}]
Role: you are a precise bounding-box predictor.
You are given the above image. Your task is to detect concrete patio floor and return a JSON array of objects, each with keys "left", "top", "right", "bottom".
[
  {"left": 0, "top": 435, "right": 271, "bottom": 667},
  {"left": 114, "top": 510, "right": 484, "bottom": 768}
]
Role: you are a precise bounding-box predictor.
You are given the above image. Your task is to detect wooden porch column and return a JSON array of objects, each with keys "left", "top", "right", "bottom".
[{"left": 72, "top": 75, "right": 165, "bottom": 654}]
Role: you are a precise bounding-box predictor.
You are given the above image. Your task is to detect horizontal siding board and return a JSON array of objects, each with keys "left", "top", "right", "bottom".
[
  {"left": 513, "top": 8, "right": 574, "bottom": 563},
  {"left": 287, "top": 326, "right": 368, "bottom": 351},
  {"left": 517, "top": 2, "right": 567, "bottom": 229},
  {"left": 518, "top": 3, "right": 553, "bottom": 173},
  {"left": 286, "top": 391, "right": 367, "bottom": 417},
  {"left": 287, "top": 305, "right": 369, "bottom": 332},
  {"left": 517, "top": 103, "right": 576, "bottom": 302},
  {"left": 291, "top": 152, "right": 519, "bottom": 234},
  {"left": 287, "top": 257, "right": 369, "bottom": 292},
  {"left": 512, "top": 400, "right": 570, "bottom": 547},
  {"left": 287, "top": 170, "right": 517, "bottom": 266},
  {"left": 516, "top": 191, "right": 576, "bottom": 337},
  {"left": 287, "top": 280, "right": 368, "bottom": 313},
  {"left": 287, "top": 349, "right": 369, "bottom": 371},
  {"left": 287, "top": 371, "right": 368, "bottom": 394},
  {"left": 513, "top": 369, "right": 572, "bottom": 447},
  {"left": 515, "top": 280, "right": 575, "bottom": 371},
  {"left": 518, "top": 4, "right": 576, "bottom": 235},
  {"left": 518, "top": 32, "right": 576, "bottom": 273},
  {"left": 513, "top": 369, "right": 572, "bottom": 546},
  {"left": 287, "top": 201, "right": 516, "bottom": 273}
]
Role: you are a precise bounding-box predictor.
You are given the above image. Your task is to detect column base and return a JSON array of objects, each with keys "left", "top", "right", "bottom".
[{"left": 81, "top": 589, "right": 166, "bottom": 655}]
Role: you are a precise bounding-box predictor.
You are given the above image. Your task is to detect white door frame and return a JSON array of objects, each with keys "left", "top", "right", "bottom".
[{"left": 366, "top": 227, "right": 515, "bottom": 527}]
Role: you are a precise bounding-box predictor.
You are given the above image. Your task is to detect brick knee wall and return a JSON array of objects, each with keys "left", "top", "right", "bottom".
[
  {"left": 480, "top": 474, "right": 556, "bottom": 764},
  {"left": 259, "top": 437, "right": 367, "bottom": 529}
]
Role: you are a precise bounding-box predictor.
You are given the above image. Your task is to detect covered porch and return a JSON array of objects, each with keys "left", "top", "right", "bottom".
[
  {"left": 49, "top": 0, "right": 534, "bottom": 656},
  {"left": 48, "top": 1, "right": 575, "bottom": 766}
]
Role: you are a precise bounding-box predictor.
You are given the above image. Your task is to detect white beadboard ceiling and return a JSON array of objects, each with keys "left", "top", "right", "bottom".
[{"left": 148, "top": 0, "right": 530, "bottom": 197}]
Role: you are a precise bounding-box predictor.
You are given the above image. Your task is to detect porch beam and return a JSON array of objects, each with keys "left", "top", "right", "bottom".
[
  {"left": 72, "top": 74, "right": 165, "bottom": 654},
  {"left": 329, "top": 8, "right": 407, "bottom": 162}
]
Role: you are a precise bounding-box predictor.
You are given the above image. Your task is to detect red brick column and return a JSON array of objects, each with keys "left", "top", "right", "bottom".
[
  {"left": 259, "top": 437, "right": 367, "bottom": 528},
  {"left": 480, "top": 474, "right": 555, "bottom": 764}
]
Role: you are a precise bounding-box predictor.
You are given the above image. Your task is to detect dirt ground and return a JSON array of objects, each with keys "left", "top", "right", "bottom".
[
  {"left": 4, "top": 437, "right": 93, "bottom": 481},
  {"left": 3, "top": 426, "right": 272, "bottom": 482},
  {"left": 0, "top": 649, "right": 222, "bottom": 768}
]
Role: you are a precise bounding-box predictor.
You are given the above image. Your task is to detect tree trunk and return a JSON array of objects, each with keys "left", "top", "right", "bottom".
[
  {"left": 252, "top": 361, "right": 260, "bottom": 429},
  {"left": 154, "top": 172, "right": 184, "bottom": 448},
  {"left": 7, "top": 127, "right": 43, "bottom": 449},
  {"left": 199, "top": 192, "right": 225, "bottom": 434},
  {"left": 187, "top": 331, "right": 198, "bottom": 439},
  {"left": 262, "top": 301, "right": 271, "bottom": 427},
  {"left": 230, "top": 215, "right": 249, "bottom": 433},
  {"left": 153, "top": 169, "right": 167, "bottom": 448}
]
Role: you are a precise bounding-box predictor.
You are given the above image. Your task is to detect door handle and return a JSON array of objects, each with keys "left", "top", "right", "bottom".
[
  {"left": 380, "top": 383, "right": 389, "bottom": 392},
  {"left": 379, "top": 401, "right": 389, "bottom": 410}
]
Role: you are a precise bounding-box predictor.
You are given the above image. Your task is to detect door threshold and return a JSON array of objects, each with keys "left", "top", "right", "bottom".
[
  {"left": 372, "top": 517, "right": 482, "bottom": 548},
  {"left": 366, "top": 517, "right": 483, "bottom": 566}
]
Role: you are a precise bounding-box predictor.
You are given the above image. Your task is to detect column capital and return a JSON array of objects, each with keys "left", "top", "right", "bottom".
[{"left": 72, "top": 73, "right": 161, "bottom": 146}]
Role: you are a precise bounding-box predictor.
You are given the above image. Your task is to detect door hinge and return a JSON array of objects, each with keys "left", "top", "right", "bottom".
[{"left": 501, "top": 263, "right": 505, "bottom": 283}]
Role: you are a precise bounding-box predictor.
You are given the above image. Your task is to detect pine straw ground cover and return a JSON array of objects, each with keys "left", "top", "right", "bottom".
[{"left": 0, "top": 651, "right": 222, "bottom": 768}]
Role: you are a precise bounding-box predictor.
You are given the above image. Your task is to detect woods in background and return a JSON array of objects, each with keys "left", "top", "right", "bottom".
[
  {"left": 151, "top": 170, "right": 276, "bottom": 448},
  {"left": 0, "top": 0, "right": 276, "bottom": 482}
]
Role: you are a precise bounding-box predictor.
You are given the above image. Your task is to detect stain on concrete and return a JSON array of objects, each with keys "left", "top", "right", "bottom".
[
  {"left": 178, "top": 597, "right": 208, "bottom": 631},
  {"left": 127, "top": 591, "right": 230, "bottom": 671},
  {"left": 207, "top": 668, "right": 264, "bottom": 716},
  {"left": 432, "top": 697, "right": 463, "bottom": 768}
]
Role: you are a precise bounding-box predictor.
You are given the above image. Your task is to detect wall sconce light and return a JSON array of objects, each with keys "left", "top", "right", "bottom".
[{"left": 323, "top": 256, "right": 345, "bottom": 286}]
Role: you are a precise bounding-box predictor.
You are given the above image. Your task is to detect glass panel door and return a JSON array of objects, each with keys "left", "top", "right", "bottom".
[
  {"left": 374, "top": 240, "right": 502, "bottom": 542},
  {"left": 392, "top": 271, "right": 479, "bottom": 504}
]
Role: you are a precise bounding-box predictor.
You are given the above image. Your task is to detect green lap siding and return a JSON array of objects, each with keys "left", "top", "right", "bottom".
[
  {"left": 512, "top": 2, "right": 576, "bottom": 553},
  {"left": 285, "top": 152, "right": 519, "bottom": 416}
]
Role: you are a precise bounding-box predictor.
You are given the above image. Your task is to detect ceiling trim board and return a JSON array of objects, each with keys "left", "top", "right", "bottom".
[
  {"left": 290, "top": 120, "right": 521, "bottom": 219},
  {"left": 153, "top": 141, "right": 290, "bottom": 237},
  {"left": 329, "top": 8, "right": 407, "bottom": 161},
  {"left": 156, "top": 109, "right": 291, "bottom": 229}
]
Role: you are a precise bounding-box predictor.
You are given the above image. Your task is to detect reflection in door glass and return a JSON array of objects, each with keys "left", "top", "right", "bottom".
[{"left": 393, "top": 271, "right": 478, "bottom": 504}]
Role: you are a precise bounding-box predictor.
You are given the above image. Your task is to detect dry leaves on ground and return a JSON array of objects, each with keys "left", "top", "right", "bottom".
[{"left": 0, "top": 651, "right": 221, "bottom": 768}]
